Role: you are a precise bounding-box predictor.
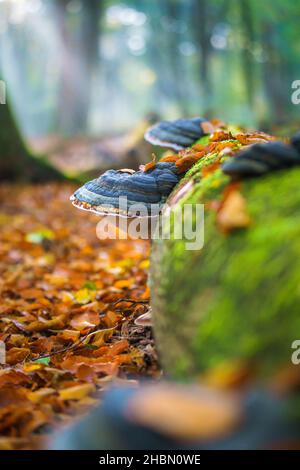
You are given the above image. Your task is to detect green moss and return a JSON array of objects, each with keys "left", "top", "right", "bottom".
[{"left": 151, "top": 157, "right": 300, "bottom": 381}]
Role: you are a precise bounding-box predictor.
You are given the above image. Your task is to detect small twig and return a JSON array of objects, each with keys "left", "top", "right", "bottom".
[
  {"left": 29, "top": 300, "right": 149, "bottom": 362},
  {"left": 113, "top": 335, "right": 147, "bottom": 340},
  {"left": 31, "top": 327, "right": 116, "bottom": 362},
  {"left": 111, "top": 298, "right": 149, "bottom": 307}
]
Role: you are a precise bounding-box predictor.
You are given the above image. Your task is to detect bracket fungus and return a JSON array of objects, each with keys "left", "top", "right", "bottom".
[
  {"left": 71, "top": 118, "right": 210, "bottom": 217},
  {"left": 144, "top": 117, "right": 210, "bottom": 150},
  {"left": 71, "top": 162, "right": 182, "bottom": 219},
  {"left": 222, "top": 138, "right": 300, "bottom": 179}
]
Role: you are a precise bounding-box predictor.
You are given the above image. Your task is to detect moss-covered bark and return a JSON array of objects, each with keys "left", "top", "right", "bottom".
[
  {"left": 0, "top": 99, "right": 65, "bottom": 182},
  {"left": 150, "top": 145, "right": 300, "bottom": 383}
]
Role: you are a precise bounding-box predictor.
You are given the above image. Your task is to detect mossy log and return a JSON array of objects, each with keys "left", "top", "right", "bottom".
[{"left": 150, "top": 142, "right": 300, "bottom": 383}]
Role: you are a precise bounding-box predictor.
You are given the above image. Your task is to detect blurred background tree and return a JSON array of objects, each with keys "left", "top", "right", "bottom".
[
  {"left": 0, "top": 101, "right": 65, "bottom": 180},
  {"left": 0, "top": 0, "right": 299, "bottom": 161},
  {"left": 55, "top": 0, "right": 102, "bottom": 134}
]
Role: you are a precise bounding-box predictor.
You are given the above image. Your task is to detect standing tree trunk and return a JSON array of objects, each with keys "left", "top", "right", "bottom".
[
  {"left": 239, "top": 0, "right": 255, "bottom": 107},
  {"left": 193, "top": 0, "right": 213, "bottom": 112},
  {"left": 56, "top": 0, "right": 101, "bottom": 135},
  {"left": 0, "top": 96, "right": 64, "bottom": 182},
  {"left": 165, "top": 0, "right": 189, "bottom": 115},
  {"left": 261, "top": 21, "right": 286, "bottom": 124}
]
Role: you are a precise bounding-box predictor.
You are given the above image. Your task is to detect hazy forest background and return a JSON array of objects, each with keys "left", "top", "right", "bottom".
[{"left": 1, "top": 0, "right": 299, "bottom": 147}]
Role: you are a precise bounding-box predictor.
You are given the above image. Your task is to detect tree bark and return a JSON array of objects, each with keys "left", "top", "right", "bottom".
[
  {"left": 56, "top": 0, "right": 101, "bottom": 135},
  {"left": 0, "top": 98, "right": 64, "bottom": 182},
  {"left": 194, "top": 1, "right": 212, "bottom": 98},
  {"left": 165, "top": 0, "right": 189, "bottom": 115},
  {"left": 261, "top": 22, "right": 286, "bottom": 124},
  {"left": 239, "top": 0, "right": 256, "bottom": 107}
]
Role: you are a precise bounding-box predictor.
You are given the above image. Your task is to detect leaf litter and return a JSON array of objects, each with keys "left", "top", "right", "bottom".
[{"left": 0, "top": 183, "right": 159, "bottom": 449}]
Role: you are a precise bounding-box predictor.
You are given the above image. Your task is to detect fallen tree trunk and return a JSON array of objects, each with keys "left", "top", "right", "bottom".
[{"left": 150, "top": 131, "right": 300, "bottom": 384}]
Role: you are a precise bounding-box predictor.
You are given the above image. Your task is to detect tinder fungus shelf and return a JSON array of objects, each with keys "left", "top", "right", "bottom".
[
  {"left": 144, "top": 117, "right": 209, "bottom": 151},
  {"left": 71, "top": 163, "right": 181, "bottom": 218},
  {"left": 150, "top": 136, "right": 300, "bottom": 383}
]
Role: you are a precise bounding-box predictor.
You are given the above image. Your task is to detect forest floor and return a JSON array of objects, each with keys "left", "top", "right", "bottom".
[
  {"left": 29, "top": 126, "right": 152, "bottom": 177},
  {"left": 0, "top": 182, "right": 159, "bottom": 450}
]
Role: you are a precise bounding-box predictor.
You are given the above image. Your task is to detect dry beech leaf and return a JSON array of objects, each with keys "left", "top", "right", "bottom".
[
  {"left": 201, "top": 160, "right": 221, "bottom": 177},
  {"left": 20, "top": 408, "right": 51, "bottom": 436},
  {"left": 0, "top": 370, "right": 31, "bottom": 387},
  {"left": 201, "top": 120, "right": 215, "bottom": 134},
  {"left": 26, "top": 315, "right": 66, "bottom": 333},
  {"left": 160, "top": 154, "right": 179, "bottom": 163},
  {"left": 0, "top": 386, "right": 30, "bottom": 407},
  {"left": 0, "top": 437, "right": 29, "bottom": 450},
  {"left": 210, "top": 130, "right": 233, "bottom": 142},
  {"left": 70, "top": 312, "right": 100, "bottom": 331},
  {"left": 59, "top": 383, "right": 96, "bottom": 401},
  {"left": 61, "top": 356, "right": 119, "bottom": 377},
  {"left": 27, "top": 388, "right": 56, "bottom": 403},
  {"left": 175, "top": 155, "right": 202, "bottom": 173},
  {"left": 142, "top": 153, "right": 157, "bottom": 172},
  {"left": 235, "top": 132, "right": 274, "bottom": 145},
  {"left": 126, "top": 384, "right": 242, "bottom": 441},
  {"left": 217, "top": 190, "right": 251, "bottom": 232},
  {"left": 6, "top": 347, "right": 30, "bottom": 365},
  {"left": 57, "top": 329, "right": 81, "bottom": 342}
]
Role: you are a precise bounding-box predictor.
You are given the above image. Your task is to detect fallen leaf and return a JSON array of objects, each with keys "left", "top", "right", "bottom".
[
  {"left": 28, "top": 388, "right": 56, "bottom": 403},
  {"left": 201, "top": 121, "right": 215, "bottom": 134},
  {"left": 141, "top": 154, "right": 156, "bottom": 172},
  {"left": 59, "top": 384, "right": 96, "bottom": 401},
  {"left": 74, "top": 288, "right": 96, "bottom": 305},
  {"left": 6, "top": 348, "right": 30, "bottom": 365},
  {"left": 34, "top": 357, "right": 51, "bottom": 366},
  {"left": 217, "top": 190, "right": 251, "bottom": 232},
  {"left": 70, "top": 312, "right": 100, "bottom": 331},
  {"left": 25, "top": 229, "right": 55, "bottom": 244}
]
